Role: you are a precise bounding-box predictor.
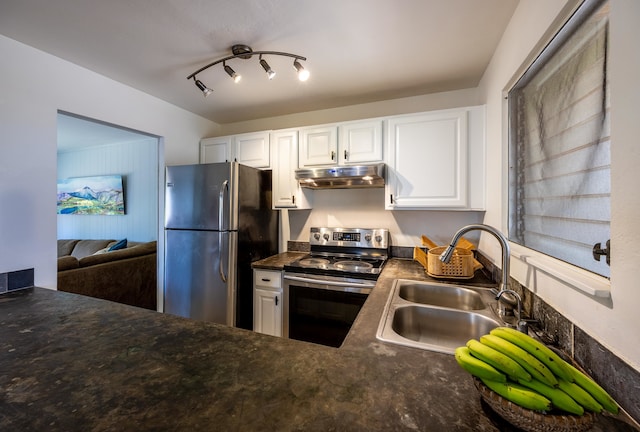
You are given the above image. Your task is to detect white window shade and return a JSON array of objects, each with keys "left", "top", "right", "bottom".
[{"left": 509, "top": 0, "right": 610, "bottom": 278}]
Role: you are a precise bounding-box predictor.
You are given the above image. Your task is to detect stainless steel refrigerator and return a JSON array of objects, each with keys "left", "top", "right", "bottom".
[{"left": 164, "top": 162, "right": 278, "bottom": 329}]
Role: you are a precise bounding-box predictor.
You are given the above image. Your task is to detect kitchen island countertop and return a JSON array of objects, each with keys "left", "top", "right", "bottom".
[{"left": 1, "top": 258, "right": 635, "bottom": 431}]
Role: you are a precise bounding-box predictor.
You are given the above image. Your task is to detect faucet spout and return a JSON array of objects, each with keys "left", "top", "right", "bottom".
[{"left": 439, "top": 224, "right": 513, "bottom": 314}]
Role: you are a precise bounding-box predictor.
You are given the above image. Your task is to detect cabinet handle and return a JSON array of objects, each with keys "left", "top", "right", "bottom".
[
  {"left": 390, "top": 194, "right": 394, "bottom": 204},
  {"left": 331, "top": 150, "right": 336, "bottom": 161},
  {"left": 275, "top": 296, "right": 279, "bottom": 306},
  {"left": 262, "top": 278, "right": 271, "bottom": 282},
  {"left": 344, "top": 150, "right": 348, "bottom": 161},
  {"left": 292, "top": 195, "right": 296, "bottom": 205}
]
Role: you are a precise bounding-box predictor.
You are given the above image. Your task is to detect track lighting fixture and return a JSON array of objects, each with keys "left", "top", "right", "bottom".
[
  {"left": 187, "top": 44, "right": 309, "bottom": 95},
  {"left": 223, "top": 61, "right": 241, "bottom": 83},
  {"left": 259, "top": 55, "right": 276, "bottom": 80},
  {"left": 293, "top": 60, "right": 310, "bottom": 82},
  {"left": 194, "top": 79, "right": 213, "bottom": 97}
]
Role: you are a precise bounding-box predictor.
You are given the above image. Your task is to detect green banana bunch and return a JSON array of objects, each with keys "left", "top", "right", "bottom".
[
  {"left": 490, "top": 327, "right": 574, "bottom": 382},
  {"left": 564, "top": 361, "right": 619, "bottom": 414},
  {"left": 557, "top": 379, "right": 603, "bottom": 413},
  {"left": 481, "top": 378, "right": 552, "bottom": 412},
  {"left": 466, "top": 339, "right": 532, "bottom": 382},
  {"left": 480, "top": 334, "right": 558, "bottom": 387},
  {"left": 454, "top": 327, "right": 621, "bottom": 416},
  {"left": 454, "top": 346, "right": 506, "bottom": 382},
  {"left": 516, "top": 377, "right": 584, "bottom": 415}
]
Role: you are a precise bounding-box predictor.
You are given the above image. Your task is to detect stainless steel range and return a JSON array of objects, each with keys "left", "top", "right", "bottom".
[{"left": 283, "top": 227, "right": 390, "bottom": 347}]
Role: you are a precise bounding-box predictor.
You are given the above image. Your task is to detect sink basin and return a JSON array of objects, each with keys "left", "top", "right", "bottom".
[
  {"left": 398, "top": 282, "right": 485, "bottom": 311},
  {"left": 376, "top": 279, "right": 501, "bottom": 354},
  {"left": 390, "top": 306, "right": 500, "bottom": 353}
]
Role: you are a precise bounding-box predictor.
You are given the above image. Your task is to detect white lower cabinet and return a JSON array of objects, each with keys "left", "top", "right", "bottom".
[{"left": 253, "top": 270, "right": 283, "bottom": 337}]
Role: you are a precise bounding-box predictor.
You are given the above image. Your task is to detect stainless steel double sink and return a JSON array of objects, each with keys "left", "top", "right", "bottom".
[{"left": 376, "top": 279, "right": 502, "bottom": 355}]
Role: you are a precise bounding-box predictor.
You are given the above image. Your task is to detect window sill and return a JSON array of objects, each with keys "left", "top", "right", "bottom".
[{"left": 510, "top": 244, "right": 611, "bottom": 298}]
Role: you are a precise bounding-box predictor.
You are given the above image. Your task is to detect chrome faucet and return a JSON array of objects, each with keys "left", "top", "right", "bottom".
[
  {"left": 495, "top": 289, "right": 528, "bottom": 333},
  {"left": 439, "top": 224, "right": 516, "bottom": 316}
]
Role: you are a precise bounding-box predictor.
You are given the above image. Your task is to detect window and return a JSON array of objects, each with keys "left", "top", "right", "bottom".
[{"left": 508, "top": 0, "right": 610, "bottom": 278}]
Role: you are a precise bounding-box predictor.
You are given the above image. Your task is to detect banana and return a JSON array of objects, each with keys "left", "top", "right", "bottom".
[
  {"left": 490, "top": 327, "right": 574, "bottom": 382},
  {"left": 517, "top": 378, "right": 584, "bottom": 415},
  {"left": 481, "top": 378, "right": 552, "bottom": 412},
  {"left": 564, "top": 362, "right": 619, "bottom": 414},
  {"left": 480, "top": 334, "right": 558, "bottom": 387},
  {"left": 557, "top": 378, "right": 603, "bottom": 413},
  {"left": 466, "top": 339, "right": 532, "bottom": 382},
  {"left": 455, "top": 346, "right": 507, "bottom": 383}
]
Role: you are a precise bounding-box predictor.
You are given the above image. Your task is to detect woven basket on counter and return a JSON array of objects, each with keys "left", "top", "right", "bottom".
[
  {"left": 473, "top": 378, "right": 596, "bottom": 432},
  {"left": 413, "top": 246, "right": 478, "bottom": 279}
]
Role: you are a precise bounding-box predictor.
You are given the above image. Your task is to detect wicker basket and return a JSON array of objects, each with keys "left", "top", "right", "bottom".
[
  {"left": 474, "top": 378, "right": 596, "bottom": 432},
  {"left": 426, "top": 246, "right": 476, "bottom": 279}
]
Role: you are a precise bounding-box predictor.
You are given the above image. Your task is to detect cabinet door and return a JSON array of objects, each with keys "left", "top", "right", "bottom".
[
  {"left": 385, "top": 109, "right": 469, "bottom": 209},
  {"left": 271, "top": 130, "right": 312, "bottom": 209},
  {"left": 254, "top": 287, "right": 282, "bottom": 337},
  {"left": 200, "top": 136, "right": 232, "bottom": 164},
  {"left": 299, "top": 125, "right": 338, "bottom": 167},
  {"left": 339, "top": 120, "right": 383, "bottom": 164},
  {"left": 234, "top": 131, "right": 270, "bottom": 169}
]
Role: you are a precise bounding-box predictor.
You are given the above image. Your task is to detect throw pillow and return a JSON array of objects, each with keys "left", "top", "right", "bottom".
[
  {"left": 108, "top": 238, "right": 127, "bottom": 251},
  {"left": 93, "top": 247, "right": 110, "bottom": 255}
]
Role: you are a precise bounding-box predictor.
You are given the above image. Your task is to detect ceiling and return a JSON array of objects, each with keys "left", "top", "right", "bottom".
[{"left": 1, "top": 0, "right": 519, "bottom": 125}]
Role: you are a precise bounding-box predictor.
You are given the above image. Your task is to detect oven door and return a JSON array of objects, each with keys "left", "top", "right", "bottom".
[{"left": 283, "top": 273, "right": 375, "bottom": 348}]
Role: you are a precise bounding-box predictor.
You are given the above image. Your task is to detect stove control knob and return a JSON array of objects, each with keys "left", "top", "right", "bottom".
[
  {"left": 375, "top": 235, "right": 383, "bottom": 243},
  {"left": 364, "top": 234, "right": 372, "bottom": 242},
  {"left": 314, "top": 233, "right": 321, "bottom": 241},
  {"left": 323, "top": 233, "right": 330, "bottom": 241}
]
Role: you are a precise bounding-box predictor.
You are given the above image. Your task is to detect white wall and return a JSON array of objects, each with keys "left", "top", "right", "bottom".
[
  {"left": 478, "top": 0, "right": 640, "bottom": 371},
  {"left": 0, "top": 34, "right": 218, "bottom": 289},
  {"left": 57, "top": 138, "right": 159, "bottom": 242}
]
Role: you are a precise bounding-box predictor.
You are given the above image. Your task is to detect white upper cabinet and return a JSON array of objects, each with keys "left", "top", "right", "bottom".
[
  {"left": 270, "top": 129, "right": 312, "bottom": 209},
  {"left": 200, "top": 131, "right": 271, "bottom": 169},
  {"left": 234, "top": 131, "right": 271, "bottom": 169},
  {"left": 299, "top": 120, "right": 383, "bottom": 168},
  {"left": 338, "top": 120, "right": 383, "bottom": 164},
  {"left": 299, "top": 125, "right": 338, "bottom": 167},
  {"left": 200, "top": 136, "right": 232, "bottom": 164},
  {"left": 385, "top": 105, "right": 485, "bottom": 210}
]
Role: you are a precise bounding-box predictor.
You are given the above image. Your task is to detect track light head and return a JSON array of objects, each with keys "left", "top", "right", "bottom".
[
  {"left": 194, "top": 79, "right": 213, "bottom": 97},
  {"left": 223, "top": 62, "right": 241, "bottom": 83},
  {"left": 259, "top": 56, "right": 276, "bottom": 80},
  {"left": 293, "top": 60, "right": 310, "bottom": 82}
]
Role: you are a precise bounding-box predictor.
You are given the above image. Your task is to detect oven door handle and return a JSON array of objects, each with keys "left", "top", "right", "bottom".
[{"left": 283, "top": 275, "right": 376, "bottom": 288}]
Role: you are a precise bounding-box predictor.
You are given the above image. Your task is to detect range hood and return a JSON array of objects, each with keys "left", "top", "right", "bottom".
[{"left": 295, "top": 163, "right": 385, "bottom": 189}]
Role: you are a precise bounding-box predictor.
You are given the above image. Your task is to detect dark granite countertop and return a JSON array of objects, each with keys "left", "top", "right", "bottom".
[{"left": 1, "top": 258, "right": 635, "bottom": 431}]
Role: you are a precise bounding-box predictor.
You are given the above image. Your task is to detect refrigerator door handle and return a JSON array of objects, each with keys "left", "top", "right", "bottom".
[
  {"left": 219, "top": 180, "right": 229, "bottom": 231},
  {"left": 219, "top": 231, "right": 228, "bottom": 283}
]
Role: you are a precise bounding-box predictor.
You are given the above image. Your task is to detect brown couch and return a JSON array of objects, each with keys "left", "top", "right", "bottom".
[{"left": 57, "top": 239, "right": 157, "bottom": 310}]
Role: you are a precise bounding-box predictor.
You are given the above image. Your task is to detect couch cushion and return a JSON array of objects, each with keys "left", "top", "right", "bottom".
[
  {"left": 57, "top": 255, "right": 80, "bottom": 271},
  {"left": 108, "top": 238, "right": 127, "bottom": 251},
  {"left": 58, "top": 239, "right": 80, "bottom": 257},
  {"left": 71, "top": 240, "right": 115, "bottom": 259}
]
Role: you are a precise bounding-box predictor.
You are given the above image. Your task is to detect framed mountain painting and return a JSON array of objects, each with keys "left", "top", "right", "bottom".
[{"left": 57, "top": 175, "right": 125, "bottom": 215}]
